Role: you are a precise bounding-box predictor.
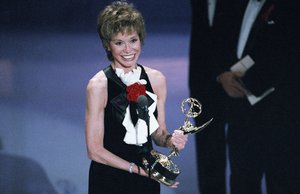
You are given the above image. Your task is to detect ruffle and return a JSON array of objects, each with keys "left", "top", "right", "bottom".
[
  {"left": 123, "top": 91, "right": 159, "bottom": 145},
  {"left": 114, "top": 66, "right": 159, "bottom": 145}
]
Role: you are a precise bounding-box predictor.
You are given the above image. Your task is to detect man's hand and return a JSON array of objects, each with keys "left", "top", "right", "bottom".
[{"left": 218, "top": 71, "right": 247, "bottom": 98}]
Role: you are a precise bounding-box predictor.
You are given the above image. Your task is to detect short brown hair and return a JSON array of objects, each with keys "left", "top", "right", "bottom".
[{"left": 97, "top": 1, "right": 146, "bottom": 61}]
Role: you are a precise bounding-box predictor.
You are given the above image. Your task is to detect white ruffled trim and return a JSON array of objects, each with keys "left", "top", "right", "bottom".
[
  {"left": 123, "top": 91, "right": 159, "bottom": 145},
  {"left": 115, "top": 66, "right": 147, "bottom": 85},
  {"left": 114, "top": 66, "right": 159, "bottom": 145}
]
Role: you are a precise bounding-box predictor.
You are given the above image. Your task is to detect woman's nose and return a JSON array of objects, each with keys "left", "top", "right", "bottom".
[{"left": 124, "top": 43, "right": 132, "bottom": 52}]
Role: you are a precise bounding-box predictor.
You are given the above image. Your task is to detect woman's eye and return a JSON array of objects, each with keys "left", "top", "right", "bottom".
[
  {"left": 115, "top": 41, "right": 123, "bottom": 46},
  {"left": 131, "top": 39, "right": 138, "bottom": 43}
]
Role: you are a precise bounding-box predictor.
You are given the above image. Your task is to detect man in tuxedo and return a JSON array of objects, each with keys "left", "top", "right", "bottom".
[
  {"left": 189, "top": 0, "right": 228, "bottom": 194},
  {"left": 215, "top": 0, "right": 300, "bottom": 193},
  {"left": 189, "top": 0, "right": 300, "bottom": 193}
]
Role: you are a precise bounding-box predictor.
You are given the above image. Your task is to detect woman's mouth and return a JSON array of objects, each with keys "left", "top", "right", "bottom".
[{"left": 122, "top": 54, "right": 135, "bottom": 61}]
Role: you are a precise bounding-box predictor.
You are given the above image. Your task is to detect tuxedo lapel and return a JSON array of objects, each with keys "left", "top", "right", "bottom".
[
  {"left": 201, "top": 0, "right": 209, "bottom": 20},
  {"left": 243, "top": 0, "right": 276, "bottom": 55}
]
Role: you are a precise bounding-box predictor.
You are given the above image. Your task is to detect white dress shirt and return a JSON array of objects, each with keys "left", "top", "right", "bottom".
[
  {"left": 237, "top": 0, "right": 266, "bottom": 59},
  {"left": 207, "top": 0, "right": 217, "bottom": 26}
]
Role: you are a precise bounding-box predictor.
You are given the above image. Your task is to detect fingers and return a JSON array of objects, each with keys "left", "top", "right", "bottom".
[
  {"left": 139, "top": 167, "right": 149, "bottom": 177},
  {"left": 151, "top": 176, "right": 179, "bottom": 188},
  {"left": 219, "top": 72, "right": 247, "bottom": 98},
  {"left": 169, "top": 181, "right": 179, "bottom": 188},
  {"left": 229, "top": 78, "right": 247, "bottom": 97},
  {"left": 171, "top": 130, "right": 188, "bottom": 151}
]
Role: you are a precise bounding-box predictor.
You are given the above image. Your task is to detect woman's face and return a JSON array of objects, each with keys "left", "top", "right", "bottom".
[{"left": 109, "top": 31, "right": 141, "bottom": 72}]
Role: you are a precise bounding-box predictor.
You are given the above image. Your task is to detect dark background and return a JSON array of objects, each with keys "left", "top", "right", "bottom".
[{"left": 0, "top": 0, "right": 190, "bottom": 33}]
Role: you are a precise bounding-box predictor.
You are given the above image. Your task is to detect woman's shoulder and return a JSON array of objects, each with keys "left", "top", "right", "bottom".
[
  {"left": 142, "top": 65, "right": 166, "bottom": 92},
  {"left": 87, "top": 70, "right": 107, "bottom": 93},
  {"left": 142, "top": 66, "right": 166, "bottom": 81}
]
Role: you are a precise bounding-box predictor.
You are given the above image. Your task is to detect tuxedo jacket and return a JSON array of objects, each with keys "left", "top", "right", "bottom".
[
  {"left": 190, "top": 0, "right": 300, "bottom": 122},
  {"left": 189, "top": 0, "right": 230, "bottom": 120}
]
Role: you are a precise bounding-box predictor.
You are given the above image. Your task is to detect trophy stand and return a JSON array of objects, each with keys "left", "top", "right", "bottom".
[{"left": 142, "top": 97, "right": 213, "bottom": 186}]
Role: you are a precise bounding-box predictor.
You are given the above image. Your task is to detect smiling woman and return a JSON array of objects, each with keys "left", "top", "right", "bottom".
[{"left": 85, "top": 1, "right": 189, "bottom": 194}]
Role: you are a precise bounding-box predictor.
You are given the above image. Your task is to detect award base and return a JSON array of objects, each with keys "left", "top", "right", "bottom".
[{"left": 142, "top": 150, "right": 180, "bottom": 186}]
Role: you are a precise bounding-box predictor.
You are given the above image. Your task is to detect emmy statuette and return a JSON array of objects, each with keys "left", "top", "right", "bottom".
[{"left": 142, "top": 97, "right": 213, "bottom": 186}]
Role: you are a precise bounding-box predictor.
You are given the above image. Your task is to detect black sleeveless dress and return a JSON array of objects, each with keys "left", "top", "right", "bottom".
[{"left": 88, "top": 65, "right": 160, "bottom": 194}]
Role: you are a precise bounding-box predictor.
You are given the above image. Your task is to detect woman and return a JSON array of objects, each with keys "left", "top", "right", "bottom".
[{"left": 85, "top": 1, "right": 188, "bottom": 194}]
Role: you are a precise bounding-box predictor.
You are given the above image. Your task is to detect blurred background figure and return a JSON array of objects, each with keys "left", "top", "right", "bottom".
[
  {"left": 189, "top": 0, "right": 300, "bottom": 193},
  {"left": 0, "top": 137, "right": 59, "bottom": 194},
  {"left": 189, "top": 0, "right": 227, "bottom": 193}
]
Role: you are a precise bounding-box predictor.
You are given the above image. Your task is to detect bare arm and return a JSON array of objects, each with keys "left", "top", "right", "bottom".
[
  {"left": 145, "top": 67, "right": 188, "bottom": 151},
  {"left": 85, "top": 71, "right": 147, "bottom": 176}
]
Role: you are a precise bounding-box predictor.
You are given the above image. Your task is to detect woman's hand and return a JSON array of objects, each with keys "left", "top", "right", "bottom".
[
  {"left": 169, "top": 181, "right": 180, "bottom": 188},
  {"left": 171, "top": 129, "right": 188, "bottom": 151}
]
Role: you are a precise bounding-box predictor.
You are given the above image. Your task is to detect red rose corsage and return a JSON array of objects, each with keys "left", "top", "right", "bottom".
[{"left": 126, "top": 82, "right": 146, "bottom": 103}]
